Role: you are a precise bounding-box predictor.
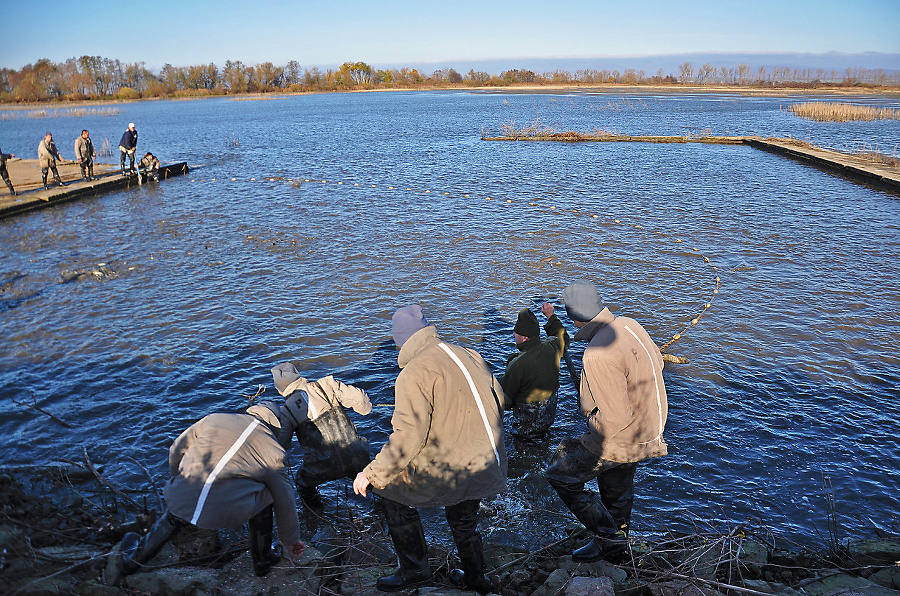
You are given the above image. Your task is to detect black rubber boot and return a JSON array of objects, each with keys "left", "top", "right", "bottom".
[
  {"left": 572, "top": 535, "right": 628, "bottom": 564},
  {"left": 248, "top": 505, "right": 282, "bottom": 577},
  {"left": 377, "top": 499, "right": 432, "bottom": 592},
  {"left": 124, "top": 511, "right": 183, "bottom": 573},
  {"left": 447, "top": 500, "right": 493, "bottom": 594},
  {"left": 298, "top": 485, "right": 324, "bottom": 509},
  {"left": 106, "top": 511, "right": 183, "bottom": 585},
  {"left": 41, "top": 169, "right": 48, "bottom": 189}
]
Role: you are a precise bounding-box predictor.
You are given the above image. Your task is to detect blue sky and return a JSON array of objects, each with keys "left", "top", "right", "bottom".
[{"left": 2, "top": 0, "right": 898, "bottom": 70}]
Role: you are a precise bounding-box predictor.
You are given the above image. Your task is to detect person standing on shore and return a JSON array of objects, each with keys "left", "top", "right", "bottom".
[
  {"left": 545, "top": 280, "right": 668, "bottom": 563},
  {"left": 0, "top": 146, "right": 16, "bottom": 195},
  {"left": 37, "top": 132, "right": 65, "bottom": 189},
  {"left": 119, "top": 122, "right": 138, "bottom": 175},
  {"left": 353, "top": 305, "right": 506, "bottom": 594},
  {"left": 106, "top": 396, "right": 308, "bottom": 585},
  {"left": 500, "top": 303, "right": 569, "bottom": 444},
  {"left": 74, "top": 130, "right": 96, "bottom": 181}
]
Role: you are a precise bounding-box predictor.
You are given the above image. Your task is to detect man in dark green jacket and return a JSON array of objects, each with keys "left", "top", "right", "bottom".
[{"left": 500, "top": 302, "right": 569, "bottom": 443}]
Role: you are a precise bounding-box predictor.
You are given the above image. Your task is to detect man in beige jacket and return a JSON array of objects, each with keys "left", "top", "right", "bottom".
[
  {"left": 271, "top": 362, "right": 372, "bottom": 507},
  {"left": 354, "top": 304, "right": 506, "bottom": 594},
  {"left": 546, "top": 280, "right": 668, "bottom": 563}
]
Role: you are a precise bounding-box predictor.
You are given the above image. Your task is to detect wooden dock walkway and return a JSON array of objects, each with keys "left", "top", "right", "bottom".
[
  {"left": 0, "top": 160, "right": 189, "bottom": 219},
  {"left": 482, "top": 134, "right": 900, "bottom": 194},
  {"left": 744, "top": 139, "right": 900, "bottom": 193}
]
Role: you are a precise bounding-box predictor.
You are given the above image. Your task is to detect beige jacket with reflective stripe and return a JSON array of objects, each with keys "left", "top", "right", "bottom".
[
  {"left": 364, "top": 326, "right": 507, "bottom": 507},
  {"left": 575, "top": 308, "right": 668, "bottom": 463}
]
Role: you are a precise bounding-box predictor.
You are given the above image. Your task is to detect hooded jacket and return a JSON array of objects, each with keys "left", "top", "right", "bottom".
[
  {"left": 38, "top": 139, "right": 61, "bottom": 168},
  {"left": 364, "top": 326, "right": 507, "bottom": 507},
  {"left": 575, "top": 308, "right": 668, "bottom": 463},
  {"left": 74, "top": 136, "right": 95, "bottom": 162},
  {"left": 500, "top": 313, "right": 569, "bottom": 405},
  {"left": 271, "top": 364, "right": 372, "bottom": 420},
  {"left": 162, "top": 410, "right": 301, "bottom": 546}
]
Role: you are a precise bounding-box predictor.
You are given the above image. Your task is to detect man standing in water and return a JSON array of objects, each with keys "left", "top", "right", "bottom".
[
  {"left": 354, "top": 305, "right": 506, "bottom": 594},
  {"left": 545, "top": 280, "right": 668, "bottom": 563},
  {"left": 270, "top": 362, "right": 373, "bottom": 508},
  {"left": 500, "top": 303, "right": 569, "bottom": 443}
]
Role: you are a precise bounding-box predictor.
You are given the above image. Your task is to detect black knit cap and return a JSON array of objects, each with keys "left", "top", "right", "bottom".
[{"left": 513, "top": 308, "right": 540, "bottom": 338}]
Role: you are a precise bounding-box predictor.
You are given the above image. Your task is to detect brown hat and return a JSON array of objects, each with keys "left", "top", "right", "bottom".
[{"left": 513, "top": 308, "right": 540, "bottom": 338}]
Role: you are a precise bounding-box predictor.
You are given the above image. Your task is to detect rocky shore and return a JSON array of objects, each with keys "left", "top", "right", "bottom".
[{"left": 1, "top": 465, "right": 898, "bottom": 596}]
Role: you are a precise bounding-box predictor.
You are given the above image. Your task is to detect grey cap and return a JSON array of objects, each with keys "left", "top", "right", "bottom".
[
  {"left": 562, "top": 280, "right": 603, "bottom": 323},
  {"left": 392, "top": 304, "right": 429, "bottom": 348},
  {"left": 271, "top": 362, "right": 303, "bottom": 396}
]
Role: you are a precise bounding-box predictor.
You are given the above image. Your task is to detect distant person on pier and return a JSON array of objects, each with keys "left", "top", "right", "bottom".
[
  {"left": 119, "top": 122, "right": 138, "bottom": 175},
  {"left": 545, "top": 280, "right": 668, "bottom": 564},
  {"left": 353, "top": 305, "right": 506, "bottom": 594},
  {"left": 106, "top": 396, "right": 308, "bottom": 585},
  {"left": 270, "top": 362, "right": 372, "bottom": 508},
  {"left": 0, "top": 146, "right": 16, "bottom": 195},
  {"left": 38, "top": 132, "right": 65, "bottom": 189},
  {"left": 500, "top": 303, "right": 569, "bottom": 444},
  {"left": 74, "top": 130, "right": 96, "bottom": 181},
  {"left": 139, "top": 152, "right": 160, "bottom": 181}
]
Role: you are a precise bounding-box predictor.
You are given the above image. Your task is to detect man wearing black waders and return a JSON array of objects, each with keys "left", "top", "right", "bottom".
[
  {"left": 545, "top": 280, "right": 668, "bottom": 563},
  {"left": 105, "top": 396, "right": 308, "bottom": 585},
  {"left": 270, "top": 362, "right": 373, "bottom": 507},
  {"left": 500, "top": 303, "right": 569, "bottom": 444},
  {"left": 353, "top": 305, "right": 507, "bottom": 594}
]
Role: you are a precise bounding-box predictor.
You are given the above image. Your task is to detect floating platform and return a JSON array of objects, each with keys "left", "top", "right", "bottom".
[
  {"left": 482, "top": 134, "right": 900, "bottom": 195},
  {"left": 0, "top": 159, "right": 189, "bottom": 220}
]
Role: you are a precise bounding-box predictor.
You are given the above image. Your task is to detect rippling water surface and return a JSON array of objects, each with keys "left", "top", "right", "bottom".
[{"left": 1, "top": 91, "right": 898, "bottom": 546}]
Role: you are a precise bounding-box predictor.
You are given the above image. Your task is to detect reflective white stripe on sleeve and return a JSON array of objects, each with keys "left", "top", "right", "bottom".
[
  {"left": 190, "top": 419, "right": 260, "bottom": 525},
  {"left": 623, "top": 325, "right": 664, "bottom": 446},
  {"left": 438, "top": 343, "right": 501, "bottom": 467}
]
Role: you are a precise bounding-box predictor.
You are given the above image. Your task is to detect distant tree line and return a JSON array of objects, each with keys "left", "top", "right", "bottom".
[{"left": 2, "top": 56, "right": 897, "bottom": 102}]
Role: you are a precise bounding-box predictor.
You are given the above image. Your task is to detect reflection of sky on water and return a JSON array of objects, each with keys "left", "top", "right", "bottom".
[{"left": 1, "top": 91, "right": 898, "bottom": 546}]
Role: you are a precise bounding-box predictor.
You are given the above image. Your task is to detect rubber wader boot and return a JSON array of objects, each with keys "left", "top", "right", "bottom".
[
  {"left": 248, "top": 505, "right": 282, "bottom": 577},
  {"left": 448, "top": 533, "right": 493, "bottom": 594},
  {"left": 572, "top": 534, "right": 628, "bottom": 564},
  {"left": 377, "top": 515, "right": 432, "bottom": 591},
  {"left": 298, "top": 485, "right": 324, "bottom": 509},
  {"left": 106, "top": 512, "right": 182, "bottom": 585},
  {"left": 41, "top": 169, "right": 48, "bottom": 189}
]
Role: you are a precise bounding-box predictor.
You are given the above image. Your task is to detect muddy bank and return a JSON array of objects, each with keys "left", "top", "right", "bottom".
[{"left": 1, "top": 465, "right": 898, "bottom": 596}]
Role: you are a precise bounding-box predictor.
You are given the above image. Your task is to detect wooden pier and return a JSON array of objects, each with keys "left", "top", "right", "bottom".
[
  {"left": 0, "top": 160, "right": 189, "bottom": 219},
  {"left": 482, "top": 133, "right": 900, "bottom": 194}
]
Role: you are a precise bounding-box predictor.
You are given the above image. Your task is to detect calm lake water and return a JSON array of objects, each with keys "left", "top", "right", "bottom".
[{"left": 1, "top": 90, "right": 899, "bottom": 548}]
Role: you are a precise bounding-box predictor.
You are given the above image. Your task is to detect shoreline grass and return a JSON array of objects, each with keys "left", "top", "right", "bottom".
[{"left": 787, "top": 101, "right": 900, "bottom": 122}]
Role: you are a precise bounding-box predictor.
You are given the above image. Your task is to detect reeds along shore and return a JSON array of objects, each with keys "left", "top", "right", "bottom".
[{"left": 787, "top": 102, "right": 900, "bottom": 122}]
